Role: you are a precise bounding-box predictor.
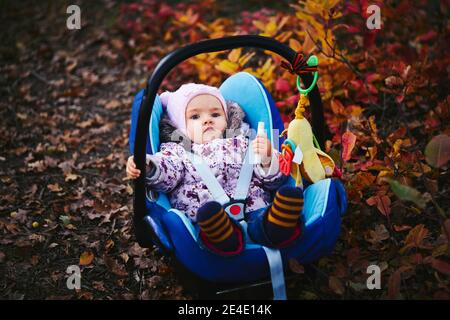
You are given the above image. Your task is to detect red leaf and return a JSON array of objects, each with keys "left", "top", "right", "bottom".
[
  {"left": 395, "top": 94, "right": 404, "bottom": 104},
  {"left": 366, "top": 196, "right": 377, "bottom": 206},
  {"left": 431, "top": 259, "right": 450, "bottom": 276},
  {"left": 416, "top": 31, "right": 437, "bottom": 42},
  {"left": 377, "top": 196, "right": 391, "bottom": 216},
  {"left": 366, "top": 195, "right": 391, "bottom": 216},
  {"left": 347, "top": 26, "right": 361, "bottom": 33},
  {"left": 342, "top": 130, "right": 357, "bottom": 162},
  {"left": 346, "top": 4, "right": 360, "bottom": 13},
  {"left": 275, "top": 78, "right": 290, "bottom": 93},
  {"left": 158, "top": 3, "right": 174, "bottom": 19},
  {"left": 286, "top": 94, "right": 299, "bottom": 106}
]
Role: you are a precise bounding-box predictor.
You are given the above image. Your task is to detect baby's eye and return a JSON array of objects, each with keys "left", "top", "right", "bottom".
[
  {"left": 190, "top": 114, "right": 200, "bottom": 120},
  {"left": 211, "top": 113, "right": 221, "bottom": 118}
]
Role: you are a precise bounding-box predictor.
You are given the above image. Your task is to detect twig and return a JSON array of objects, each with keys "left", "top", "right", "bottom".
[{"left": 31, "top": 71, "right": 51, "bottom": 85}]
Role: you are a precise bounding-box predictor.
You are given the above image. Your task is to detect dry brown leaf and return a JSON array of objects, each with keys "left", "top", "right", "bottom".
[
  {"left": 104, "top": 255, "right": 128, "bottom": 277},
  {"left": 47, "top": 183, "right": 62, "bottom": 192},
  {"left": 329, "top": 276, "right": 345, "bottom": 295}
]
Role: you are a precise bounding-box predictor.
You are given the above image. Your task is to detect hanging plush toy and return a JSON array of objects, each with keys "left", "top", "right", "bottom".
[{"left": 279, "top": 55, "right": 335, "bottom": 189}]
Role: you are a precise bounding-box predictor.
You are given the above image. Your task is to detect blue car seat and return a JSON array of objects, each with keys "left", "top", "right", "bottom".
[{"left": 129, "top": 36, "right": 347, "bottom": 299}]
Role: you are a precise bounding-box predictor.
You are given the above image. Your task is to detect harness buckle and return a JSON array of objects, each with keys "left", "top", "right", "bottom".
[{"left": 223, "top": 198, "right": 246, "bottom": 221}]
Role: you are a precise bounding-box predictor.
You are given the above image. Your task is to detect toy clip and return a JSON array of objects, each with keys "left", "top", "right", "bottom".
[{"left": 296, "top": 55, "right": 318, "bottom": 96}]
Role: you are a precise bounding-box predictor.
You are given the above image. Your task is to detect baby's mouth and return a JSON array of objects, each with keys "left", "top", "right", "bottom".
[{"left": 203, "top": 126, "right": 214, "bottom": 133}]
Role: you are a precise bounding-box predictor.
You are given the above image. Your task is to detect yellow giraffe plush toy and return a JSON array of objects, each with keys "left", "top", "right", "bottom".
[{"left": 279, "top": 94, "right": 335, "bottom": 188}]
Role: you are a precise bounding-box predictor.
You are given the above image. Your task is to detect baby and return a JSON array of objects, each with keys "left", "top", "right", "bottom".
[{"left": 127, "top": 83, "right": 304, "bottom": 255}]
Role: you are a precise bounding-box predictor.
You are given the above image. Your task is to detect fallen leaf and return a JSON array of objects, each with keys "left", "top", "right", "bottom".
[
  {"left": 330, "top": 98, "right": 345, "bottom": 115},
  {"left": 366, "top": 195, "right": 391, "bottom": 216},
  {"left": 329, "top": 276, "right": 345, "bottom": 295},
  {"left": 105, "top": 239, "right": 115, "bottom": 251},
  {"left": 47, "top": 183, "right": 62, "bottom": 192},
  {"left": 105, "top": 99, "right": 121, "bottom": 110},
  {"left": 388, "top": 269, "right": 401, "bottom": 299},
  {"left": 119, "top": 252, "right": 129, "bottom": 264},
  {"left": 288, "top": 258, "right": 305, "bottom": 274},
  {"left": 104, "top": 255, "right": 128, "bottom": 277},
  {"left": 79, "top": 251, "right": 94, "bottom": 266},
  {"left": 92, "top": 281, "right": 106, "bottom": 292},
  {"left": 430, "top": 258, "right": 450, "bottom": 276},
  {"left": 59, "top": 215, "right": 71, "bottom": 226},
  {"left": 386, "top": 178, "right": 427, "bottom": 209},
  {"left": 65, "top": 173, "right": 79, "bottom": 182},
  {"left": 393, "top": 224, "right": 412, "bottom": 232},
  {"left": 341, "top": 130, "right": 356, "bottom": 162},
  {"left": 10, "top": 209, "right": 28, "bottom": 223},
  {"left": 385, "top": 76, "right": 404, "bottom": 88},
  {"left": 425, "top": 134, "right": 450, "bottom": 168},
  {"left": 366, "top": 224, "right": 390, "bottom": 244},
  {"left": 400, "top": 224, "right": 429, "bottom": 253}
]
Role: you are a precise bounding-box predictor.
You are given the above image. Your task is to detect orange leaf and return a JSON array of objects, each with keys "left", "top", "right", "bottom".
[
  {"left": 354, "top": 172, "right": 376, "bottom": 190},
  {"left": 79, "top": 251, "right": 94, "bottom": 266},
  {"left": 289, "top": 38, "right": 302, "bottom": 52},
  {"left": 400, "top": 224, "right": 429, "bottom": 253},
  {"left": 342, "top": 130, "right": 356, "bottom": 162},
  {"left": 330, "top": 98, "right": 345, "bottom": 115},
  {"left": 227, "top": 48, "right": 241, "bottom": 63}
]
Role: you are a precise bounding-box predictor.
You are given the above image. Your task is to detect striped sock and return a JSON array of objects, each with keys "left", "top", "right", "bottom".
[
  {"left": 265, "top": 185, "right": 304, "bottom": 245},
  {"left": 197, "top": 201, "right": 241, "bottom": 253}
]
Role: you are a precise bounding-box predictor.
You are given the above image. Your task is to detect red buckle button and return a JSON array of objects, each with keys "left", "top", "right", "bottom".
[{"left": 230, "top": 205, "right": 241, "bottom": 215}]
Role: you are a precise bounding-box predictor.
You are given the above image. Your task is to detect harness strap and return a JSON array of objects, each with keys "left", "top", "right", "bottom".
[
  {"left": 262, "top": 247, "right": 287, "bottom": 300},
  {"left": 186, "top": 152, "right": 230, "bottom": 205},
  {"left": 233, "top": 146, "right": 253, "bottom": 201},
  {"left": 186, "top": 140, "right": 253, "bottom": 204}
]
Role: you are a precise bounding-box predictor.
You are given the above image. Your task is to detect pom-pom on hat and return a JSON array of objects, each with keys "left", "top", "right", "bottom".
[{"left": 160, "top": 83, "right": 227, "bottom": 136}]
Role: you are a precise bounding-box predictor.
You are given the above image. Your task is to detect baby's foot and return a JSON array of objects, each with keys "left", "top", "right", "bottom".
[
  {"left": 197, "top": 201, "right": 242, "bottom": 255},
  {"left": 265, "top": 185, "right": 303, "bottom": 246}
]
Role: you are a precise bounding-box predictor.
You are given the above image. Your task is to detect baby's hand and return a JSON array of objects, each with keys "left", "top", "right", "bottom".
[
  {"left": 126, "top": 156, "right": 141, "bottom": 179},
  {"left": 252, "top": 135, "right": 272, "bottom": 168}
]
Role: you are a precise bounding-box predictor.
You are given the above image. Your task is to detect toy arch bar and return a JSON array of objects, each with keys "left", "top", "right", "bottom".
[{"left": 133, "top": 35, "right": 325, "bottom": 247}]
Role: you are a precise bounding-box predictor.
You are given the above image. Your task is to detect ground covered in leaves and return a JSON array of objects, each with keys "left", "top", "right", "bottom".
[{"left": 0, "top": 0, "right": 449, "bottom": 300}]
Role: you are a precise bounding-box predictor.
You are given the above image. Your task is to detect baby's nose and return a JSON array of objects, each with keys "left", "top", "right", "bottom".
[{"left": 204, "top": 118, "right": 213, "bottom": 124}]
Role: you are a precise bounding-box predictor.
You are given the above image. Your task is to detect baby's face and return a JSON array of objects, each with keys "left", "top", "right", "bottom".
[{"left": 185, "top": 94, "right": 227, "bottom": 144}]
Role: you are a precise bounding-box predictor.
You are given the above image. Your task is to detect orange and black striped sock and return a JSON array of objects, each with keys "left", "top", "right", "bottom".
[
  {"left": 265, "top": 185, "right": 303, "bottom": 245},
  {"left": 197, "top": 201, "right": 241, "bottom": 253}
]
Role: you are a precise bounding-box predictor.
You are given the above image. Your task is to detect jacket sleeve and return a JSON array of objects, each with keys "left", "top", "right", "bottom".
[
  {"left": 144, "top": 143, "right": 185, "bottom": 193},
  {"left": 253, "top": 149, "right": 287, "bottom": 190}
]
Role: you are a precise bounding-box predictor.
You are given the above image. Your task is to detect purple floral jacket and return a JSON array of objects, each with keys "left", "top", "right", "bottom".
[{"left": 145, "top": 129, "right": 286, "bottom": 222}]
